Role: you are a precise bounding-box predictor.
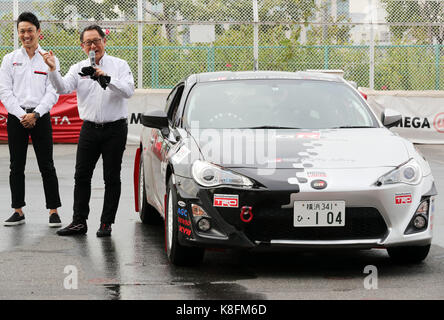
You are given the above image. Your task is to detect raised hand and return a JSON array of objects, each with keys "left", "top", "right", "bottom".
[{"left": 39, "top": 50, "right": 56, "bottom": 71}]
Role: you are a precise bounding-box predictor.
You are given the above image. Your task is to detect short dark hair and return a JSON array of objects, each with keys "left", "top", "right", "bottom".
[
  {"left": 80, "top": 25, "right": 105, "bottom": 42},
  {"left": 17, "top": 12, "right": 40, "bottom": 30}
]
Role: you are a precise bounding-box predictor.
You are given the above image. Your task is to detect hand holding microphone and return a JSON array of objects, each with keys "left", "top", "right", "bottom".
[
  {"left": 78, "top": 50, "right": 110, "bottom": 90},
  {"left": 78, "top": 50, "right": 98, "bottom": 77}
]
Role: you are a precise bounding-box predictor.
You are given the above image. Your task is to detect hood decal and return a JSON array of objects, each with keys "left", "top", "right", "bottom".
[{"left": 190, "top": 128, "right": 409, "bottom": 189}]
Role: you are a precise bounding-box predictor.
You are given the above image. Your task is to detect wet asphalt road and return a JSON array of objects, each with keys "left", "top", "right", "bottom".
[{"left": 0, "top": 143, "right": 443, "bottom": 300}]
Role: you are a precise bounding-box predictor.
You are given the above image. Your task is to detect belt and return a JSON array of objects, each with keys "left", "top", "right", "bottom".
[
  {"left": 21, "top": 106, "right": 35, "bottom": 113},
  {"left": 83, "top": 118, "right": 127, "bottom": 129}
]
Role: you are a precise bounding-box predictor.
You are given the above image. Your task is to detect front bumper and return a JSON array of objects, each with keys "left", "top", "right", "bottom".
[{"left": 173, "top": 173, "right": 436, "bottom": 250}]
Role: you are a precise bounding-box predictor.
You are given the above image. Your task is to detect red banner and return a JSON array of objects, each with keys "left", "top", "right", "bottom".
[{"left": 0, "top": 92, "right": 82, "bottom": 143}]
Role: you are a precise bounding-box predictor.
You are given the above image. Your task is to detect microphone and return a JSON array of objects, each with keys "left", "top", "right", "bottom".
[
  {"left": 89, "top": 50, "right": 96, "bottom": 67},
  {"left": 78, "top": 50, "right": 110, "bottom": 89}
]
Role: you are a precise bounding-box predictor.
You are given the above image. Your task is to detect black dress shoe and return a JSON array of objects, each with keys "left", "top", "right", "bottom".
[
  {"left": 4, "top": 212, "right": 25, "bottom": 226},
  {"left": 57, "top": 221, "right": 87, "bottom": 236},
  {"left": 96, "top": 223, "right": 112, "bottom": 237},
  {"left": 49, "top": 213, "right": 62, "bottom": 228}
]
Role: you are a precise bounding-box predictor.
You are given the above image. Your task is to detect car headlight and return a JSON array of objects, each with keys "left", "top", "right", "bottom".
[
  {"left": 192, "top": 160, "right": 253, "bottom": 188},
  {"left": 377, "top": 158, "right": 422, "bottom": 185}
]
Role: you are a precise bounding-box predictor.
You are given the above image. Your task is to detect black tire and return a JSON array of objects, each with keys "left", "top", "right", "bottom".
[
  {"left": 387, "top": 244, "right": 431, "bottom": 264},
  {"left": 165, "top": 177, "right": 204, "bottom": 266},
  {"left": 138, "top": 157, "right": 162, "bottom": 225}
]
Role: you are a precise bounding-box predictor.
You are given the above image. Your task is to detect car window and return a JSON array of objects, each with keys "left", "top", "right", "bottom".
[
  {"left": 164, "top": 86, "right": 178, "bottom": 115},
  {"left": 183, "top": 79, "right": 378, "bottom": 129},
  {"left": 170, "top": 85, "right": 184, "bottom": 125},
  {"left": 165, "top": 84, "right": 185, "bottom": 125}
]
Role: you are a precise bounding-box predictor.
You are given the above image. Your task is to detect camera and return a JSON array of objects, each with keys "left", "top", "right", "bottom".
[{"left": 78, "top": 66, "right": 111, "bottom": 90}]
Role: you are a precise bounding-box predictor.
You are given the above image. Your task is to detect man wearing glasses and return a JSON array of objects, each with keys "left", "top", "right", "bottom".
[
  {"left": 40, "top": 24, "right": 135, "bottom": 237},
  {"left": 0, "top": 12, "right": 62, "bottom": 227}
]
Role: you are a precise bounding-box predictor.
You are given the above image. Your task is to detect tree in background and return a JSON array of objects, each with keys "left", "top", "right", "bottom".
[
  {"left": 382, "top": 0, "right": 444, "bottom": 45},
  {"left": 51, "top": 0, "right": 119, "bottom": 21},
  {"left": 8, "top": 0, "right": 438, "bottom": 90},
  {"left": 50, "top": 0, "right": 320, "bottom": 43}
]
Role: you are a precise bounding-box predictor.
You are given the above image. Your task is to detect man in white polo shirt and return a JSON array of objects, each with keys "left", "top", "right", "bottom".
[
  {"left": 0, "top": 12, "right": 62, "bottom": 228},
  {"left": 40, "top": 24, "right": 135, "bottom": 237}
]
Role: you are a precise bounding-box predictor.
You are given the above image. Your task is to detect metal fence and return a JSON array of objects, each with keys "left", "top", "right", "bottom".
[{"left": 1, "top": 0, "right": 444, "bottom": 90}]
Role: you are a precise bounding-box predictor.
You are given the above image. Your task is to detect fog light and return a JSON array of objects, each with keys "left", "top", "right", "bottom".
[
  {"left": 413, "top": 215, "right": 427, "bottom": 229},
  {"left": 191, "top": 204, "right": 207, "bottom": 217},
  {"left": 197, "top": 218, "right": 211, "bottom": 231},
  {"left": 405, "top": 199, "right": 430, "bottom": 235}
]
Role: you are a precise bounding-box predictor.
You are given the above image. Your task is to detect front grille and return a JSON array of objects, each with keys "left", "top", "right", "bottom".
[{"left": 235, "top": 207, "right": 387, "bottom": 242}]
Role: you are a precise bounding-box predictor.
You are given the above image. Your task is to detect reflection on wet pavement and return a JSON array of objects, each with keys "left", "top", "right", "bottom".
[
  {"left": 1, "top": 145, "right": 444, "bottom": 299},
  {"left": 1, "top": 215, "right": 444, "bottom": 299}
]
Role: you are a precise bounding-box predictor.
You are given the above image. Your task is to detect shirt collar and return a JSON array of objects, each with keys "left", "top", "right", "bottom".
[
  {"left": 20, "top": 44, "right": 42, "bottom": 57},
  {"left": 98, "top": 52, "right": 107, "bottom": 66}
]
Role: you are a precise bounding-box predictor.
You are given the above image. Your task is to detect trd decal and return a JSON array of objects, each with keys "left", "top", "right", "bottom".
[
  {"left": 213, "top": 194, "right": 239, "bottom": 208},
  {"left": 395, "top": 194, "right": 412, "bottom": 204}
]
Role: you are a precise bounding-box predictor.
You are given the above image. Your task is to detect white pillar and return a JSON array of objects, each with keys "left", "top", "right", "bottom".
[
  {"left": 13, "top": 0, "right": 19, "bottom": 50},
  {"left": 369, "top": 0, "right": 375, "bottom": 90},
  {"left": 137, "top": 0, "right": 143, "bottom": 89},
  {"left": 253, "top": 0, "right": 259, "bottom": 71}
]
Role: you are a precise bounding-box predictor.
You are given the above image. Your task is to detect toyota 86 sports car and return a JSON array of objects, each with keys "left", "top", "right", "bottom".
[{"left": 134, "top": 71, "right": 437, "bottom": 266}]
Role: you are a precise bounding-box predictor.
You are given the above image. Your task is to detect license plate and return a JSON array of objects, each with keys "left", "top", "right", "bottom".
[{"left": 293, "top": 201, "right": 345, "bottom": 227}]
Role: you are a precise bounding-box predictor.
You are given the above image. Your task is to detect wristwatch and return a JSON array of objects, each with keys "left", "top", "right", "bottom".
[{"left": 33, "top": 112, "right": 40, "bottom": 119}]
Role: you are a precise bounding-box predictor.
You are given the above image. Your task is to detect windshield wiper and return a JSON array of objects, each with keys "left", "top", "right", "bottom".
[
  {"left": 241, "top": 125, "right": 302, "bottom": 129},
  {"left": 329, "top": 125, "right": 375, "bottom": 129}
]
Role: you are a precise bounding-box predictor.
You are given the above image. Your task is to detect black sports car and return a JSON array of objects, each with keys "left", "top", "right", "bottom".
[{"left": 134, "top": 71, "right": 437, "bottom": 266}]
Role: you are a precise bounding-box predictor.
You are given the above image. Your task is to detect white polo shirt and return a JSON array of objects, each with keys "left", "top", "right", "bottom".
[
  {"left": 0, "top": 45, "right": 59, "bottom": 119},
  {"left": 48, "top": 53, "right": 135, "bottom": 124}
]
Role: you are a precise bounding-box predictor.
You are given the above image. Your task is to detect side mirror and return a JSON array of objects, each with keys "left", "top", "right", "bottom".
[
  {"left": 142, "top": 110, "right": 169, "bottom": 129},
  {"left": 381, "top": 108, "right": 402, "bottom": 128}
]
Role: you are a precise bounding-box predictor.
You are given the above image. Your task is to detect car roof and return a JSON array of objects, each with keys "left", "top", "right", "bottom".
[{"left": 185, "top": 71, "right": 345, "bottom": 85}]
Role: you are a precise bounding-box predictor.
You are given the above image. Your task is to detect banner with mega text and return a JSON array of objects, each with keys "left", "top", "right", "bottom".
[{"left": 360, "top": 89, "right": 444, "bottom": 144}]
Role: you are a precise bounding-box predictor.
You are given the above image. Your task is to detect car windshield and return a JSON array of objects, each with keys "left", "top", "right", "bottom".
[{"left": 184, "top": 79, "right": 378, "bottom": 129}]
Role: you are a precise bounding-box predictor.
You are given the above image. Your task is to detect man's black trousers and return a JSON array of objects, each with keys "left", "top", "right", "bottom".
[
  {"left": 7, "top": 113, "right": 61, "bottom": 209},
  {"left": 73, "top": 119, "right": 128, "bottom": 224}
]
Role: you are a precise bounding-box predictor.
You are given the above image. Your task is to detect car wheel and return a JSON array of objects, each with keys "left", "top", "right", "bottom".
[
  {"left": 138, "top": 157, "right": 161, "bottom": 225},
  {"left": 387, "top": 244, "right": 431, "bottom": 264},
  {"left": 165, "top": 177, "right": 204, "bottom": 266}
]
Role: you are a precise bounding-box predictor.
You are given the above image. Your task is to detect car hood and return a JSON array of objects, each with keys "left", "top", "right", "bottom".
[{"left": 191, "top": 128, "right": 409, "bottom": 169}]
